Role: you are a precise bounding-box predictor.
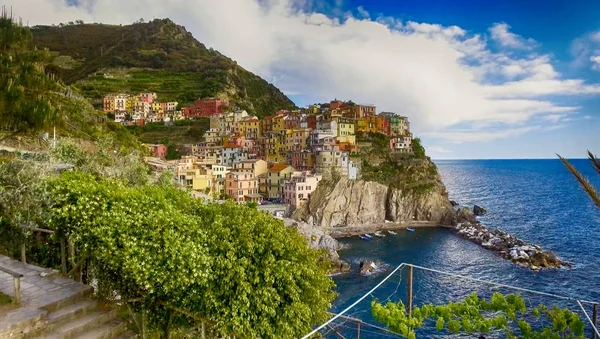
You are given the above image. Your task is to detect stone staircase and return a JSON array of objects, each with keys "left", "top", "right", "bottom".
[
  {"left": 0, "top": 255, "right": 136, "bottom": 339},
  {"left": 27, "top": 289, "right": 136, "bottom": 339}
]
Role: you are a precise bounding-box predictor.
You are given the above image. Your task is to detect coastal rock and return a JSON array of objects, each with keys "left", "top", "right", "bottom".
[
  {"left": 293, "top": 177, "right": 453, "bottom": 229},
  {"left": 456, "top": 207, "right": 478, "bottom": 224},
  {"left": 473, "top": 205, "right": 487, "bottom": 216},
  {"left": 359, "top": 260, "right": 386, "bottom": 276},
  {"left": 451, "top": 210, "right": 571, "bottom": 270},
  {"left": 450, "top": 200, "right": 459, "bottom": 207}
]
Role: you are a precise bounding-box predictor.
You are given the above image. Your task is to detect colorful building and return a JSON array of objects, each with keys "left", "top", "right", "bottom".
[
  {"left": 232, "top": 159, "right": 268, "bottom": 178},
  {"left": 283, "top": 172, "right": 322, "bottom": 210},
  {"left": 354, "top": 104, "right": 376, "bottom": 119},
  {"left": 267, "top": 163, "right": 296, "bottom": 200},
  {"left": 183, "top": 98, "right": 229, "bottom": 117},
  {"left": 356, "top": 115, "right": 389, "bottom": 135},
  {"left": 146, "top": 144, "right": 167, "bottom": 159},
  {"left": 238, "top": 116, "right": 261, "bottom": 139},
  {"left": 225, "top": 172, "right": 261, "bottom": 204},
  {"left": 389, "top": 136, "right": 413, "bottom": 154}
]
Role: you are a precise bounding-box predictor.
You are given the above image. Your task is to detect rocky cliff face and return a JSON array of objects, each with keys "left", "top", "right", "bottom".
[{"left": 293, "top": 176, "right": 454, "bottom": 229}]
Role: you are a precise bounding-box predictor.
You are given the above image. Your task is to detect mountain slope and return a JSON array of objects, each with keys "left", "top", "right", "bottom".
[{"left": 30, "top": 19, "right": 295, "bottom": 117}]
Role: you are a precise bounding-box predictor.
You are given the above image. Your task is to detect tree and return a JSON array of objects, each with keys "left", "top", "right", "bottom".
[
  {"left": 559, "top": 151, "right": 600, "bottom": 210},
  {"left": 412, "top": 138, "right": 426, "bottom": 158},
  {"left": 47, "top": 173, "right": 336, "bottom": 338},
  {"left": 372, "top": 292, "right": 586, "bottom": 339},
  {"left": 0, "top": 12, "right": 59, "bottom": 134}
]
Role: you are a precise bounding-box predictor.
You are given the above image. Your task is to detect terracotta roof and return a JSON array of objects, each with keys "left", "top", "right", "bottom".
[{"left": 269, "top": 163, "right": 290, "bottom": 173}]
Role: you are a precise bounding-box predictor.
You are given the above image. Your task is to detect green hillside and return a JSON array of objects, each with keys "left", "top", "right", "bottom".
[{"left": 30, "top": 19, "right": 296, "bottom": 117}]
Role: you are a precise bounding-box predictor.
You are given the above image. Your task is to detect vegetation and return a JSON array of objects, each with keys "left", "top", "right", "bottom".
[
  {"left": 356, "top": 132, "right": 439, "bottom": 194},
  {"left": 126, "top": 118, "right": 210, "bottom": 145},
  {"left": 0, "top": 291, "right": 11, "bottom": 305},
  {"left": 45, "top": 172, "right": 335, "bottom": 338},
  {"left": 559, "top": 151, "right": 600, "bottom": 210},
  {"left": 0, "top": 12, "right": 141, "bottom": 149},
  {"left": 372, "top": 292, "right": 586, "bottom": 339},
  {"left": 30, "top": 18, "right": 296, "bottom": 117}
]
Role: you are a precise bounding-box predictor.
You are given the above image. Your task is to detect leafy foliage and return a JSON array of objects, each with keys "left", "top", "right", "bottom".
[
  {"left": 0, "top": 12, "right": 58, "bottom": 133},
  {"left": 372, "top": 292, "right": 586, "bottom": 339},
  {"left": 559, "top": 151, "right": 600, "bottom": 210},
  {"left": 30, "top": 19, "right": 296, "bottom": 117},
  {"left": 46, "top": 172, "right": 336, "bottom": 338},
  {"left": 356, "top": 132, "right": 439, "bottom": 194}
]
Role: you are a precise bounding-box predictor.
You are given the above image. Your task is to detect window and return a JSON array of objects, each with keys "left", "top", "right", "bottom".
[
  {"left": 299, "top": 194, "right": 304, "bottom": 199},
  {"left": 307, "top": 186, "right": 311, "bottom": 190}
]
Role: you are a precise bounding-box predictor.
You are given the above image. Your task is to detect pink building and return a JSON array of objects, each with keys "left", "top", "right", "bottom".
[
  {"left": 139, "top": 93, "right": 155, "bottom": 103},
  {"left": 283, "top": 172, "right": 322, "bottom": 210},
  {"left": 225, "top": 172, "right": 262, "bottom": 204},
  {"left": 147, "top": 144, "right": 168, "bottom": 159}
]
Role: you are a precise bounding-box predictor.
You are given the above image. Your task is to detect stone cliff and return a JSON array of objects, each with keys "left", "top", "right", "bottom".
[{"left": 293, "top": 158, "right": 454, "bottom": 230}]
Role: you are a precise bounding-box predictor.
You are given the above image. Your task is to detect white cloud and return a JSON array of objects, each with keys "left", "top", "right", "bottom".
[
  {"left": 424, "top": 126, "right": 539, "bottom": 143},
  {"left": 489, "top": 23, "right": 536, "bottom": 49},
  {"left": 8, "top": 0, "right": 600, "bottom": 144},
  {"left": 591, "top": 55, "right": 600, "bottom": 71}
]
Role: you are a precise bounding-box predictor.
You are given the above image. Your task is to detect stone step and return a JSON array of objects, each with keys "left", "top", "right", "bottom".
[
  {"left": 39, "top": 309, "right": 116, "bottom": 339},
  {"left": 46, "top": 300, "right": 97, "bottom": 325},
  {"left": 74, "top": 319, "right": 128, "bottom": 339},
  {"left": 42, "top": 284, "right": 94, "bottom": 313}
]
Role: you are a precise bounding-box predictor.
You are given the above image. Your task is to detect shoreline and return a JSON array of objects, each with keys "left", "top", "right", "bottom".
[{"left": 328, "top": 221, "right": 443, "bottom": 238}]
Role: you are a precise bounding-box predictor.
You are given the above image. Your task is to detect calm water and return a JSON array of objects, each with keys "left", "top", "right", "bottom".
[{"left": 328, "top": 159, "right": 600, "bottom": 338}]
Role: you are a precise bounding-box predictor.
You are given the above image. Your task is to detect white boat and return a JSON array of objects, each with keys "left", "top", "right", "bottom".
[
  {"left": 359, "top": 235, "right": 371, "bottom": 241},
  {"left": 374, "top": 231, "right": 385, "bottom": 237},
  {"left": 364, "top": 233, "right": 373, "bottom": 238},
  {"left": 406, "top": 228, "right": 415, "bottom": 232},
  {"left": 387, "top": 230, "right": 397, "bottom": 235}
]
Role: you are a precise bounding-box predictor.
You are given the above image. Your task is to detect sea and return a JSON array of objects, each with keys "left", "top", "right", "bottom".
[{"left": 325, "top": 159, "right": 600, "bottom": 338}]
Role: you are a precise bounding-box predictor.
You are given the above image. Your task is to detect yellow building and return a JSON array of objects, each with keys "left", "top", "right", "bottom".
[
  {"left": 267, "top": 163, "right": 296, "bottom": 200},
  {"left": 286, "top": 128, "right": 311, "bottom": 152},
  {"left": 272, "top": 114, "right": 286, "bottom": 133},
  {"left": 232, "top": 159, "right": 268, "bottom": 178},
  {"left": 152, "top": 102, "right": 163, "bottom": 113},
  {"left": 177, "top": 168, "right": 214, "bottom": 192},
  {"left": 238, "top": 116, "right": 262, "bottom": 140},
  {"left": 332, "top": 117, "right": 355, "bottom": 138}
]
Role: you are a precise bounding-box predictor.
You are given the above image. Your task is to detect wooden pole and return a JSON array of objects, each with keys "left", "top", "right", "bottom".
[
  {"left": 356, "top": 322, "right": 360, "bottom": 339},
  {"left": 60, "top": 237, "right": 67, "bottom": 274},
  {"left": 20, "top": 241, "right": 26, "bottom": 263},
  {"left": 141, "top": 309, "right": 147, "bottom": 339},
  {"left": 406, "top": 265, "right": 413, "bottom": 317},
  {"left": 593, "top": 303, "right": 598, "bottom": 339},
  {"left": 13, "top": 276, "right": 20, "bottom": 304},
  {"left": 201, "top": 321, "right": 205, "bottom": 339}
]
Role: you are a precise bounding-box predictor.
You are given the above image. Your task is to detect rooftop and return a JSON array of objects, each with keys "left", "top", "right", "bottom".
[{"left": 269, "top": 163, "right": 291, "bottom": 172}]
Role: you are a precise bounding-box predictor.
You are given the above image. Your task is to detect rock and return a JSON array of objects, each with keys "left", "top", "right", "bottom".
[
  {"left": 456, "top": 207, "right": 478, "bottom": 225},
  {"left": 450, "top": 200, "right": 459, "bottom": 207},
  {"left": 293, "top": 173, "right": 454, "bottom": 228},
  {"left": 359, "top": 260, "right": 376, "bottom": 275},
  {"left": 473, "top": 205, "right": 487, "bottom": 216}
]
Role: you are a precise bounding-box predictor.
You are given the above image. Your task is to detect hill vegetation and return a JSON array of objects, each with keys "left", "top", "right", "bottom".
[{"left": 30, "top": 19, "right": 296, "bottom": 117}]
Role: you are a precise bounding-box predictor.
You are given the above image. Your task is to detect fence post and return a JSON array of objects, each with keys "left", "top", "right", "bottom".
[
  {"left": 20, "top": 241, "right": 26, "bottom": 263},
  {"left": 593, "top": 303, "right": 598, "bottom": 339},
  {"left": 13, "top": 276, "right": 20, "bottom": 304},
  {"left": 357, "top": 322, "right": 360, "bottom": 339},
  {"left": 406, "top": 265, "right": 413, "bottom": 317},
  {"left": 60, "top": 237, "right": 67, "bottom": 274}
]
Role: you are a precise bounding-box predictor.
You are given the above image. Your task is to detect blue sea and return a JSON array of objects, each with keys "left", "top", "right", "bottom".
[{"left": 324, "top": 159, "right": 600, "bottom": 338}]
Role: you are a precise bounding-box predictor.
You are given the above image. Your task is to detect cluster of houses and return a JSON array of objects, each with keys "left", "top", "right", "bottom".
[
  {"left": 145, "top": 99, "right": 414, "bottom": 210},
  {"left": 103, "top": 93, "right": 183, "bottom": 124}
]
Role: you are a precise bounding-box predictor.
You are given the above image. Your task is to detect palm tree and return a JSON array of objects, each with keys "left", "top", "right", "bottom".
[{"left": 559, "top": 151, "right": 600, "bottom": 210}]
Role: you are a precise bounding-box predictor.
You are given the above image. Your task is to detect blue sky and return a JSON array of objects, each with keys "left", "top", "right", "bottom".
[{"left": 8, "top": 0, "right": 600, "bottom": 159}]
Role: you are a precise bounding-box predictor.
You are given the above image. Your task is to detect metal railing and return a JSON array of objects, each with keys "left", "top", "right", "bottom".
[{"left": 303, "top": 263, "right": 600, "bottom": 339}]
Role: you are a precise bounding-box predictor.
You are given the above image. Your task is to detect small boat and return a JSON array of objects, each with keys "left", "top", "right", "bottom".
[
  {"left": 359, "top": 235, "right": 371, "bottom": 241},
  {"left": 364, "top": 233, "right": 373, "bottom": 238},
  {"left": 406, "top": 228, "right": 415, "bottom": 232},
  {"left": 374, "top": 231, "right": 385, "bottom": 237},
  {"left": 387, "top": 230, "right": 397, "bottom": 235}
]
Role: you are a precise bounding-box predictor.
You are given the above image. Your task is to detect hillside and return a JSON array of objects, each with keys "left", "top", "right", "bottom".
[{"left": 30, "top": 19, "right": 296, "bottom": 117}]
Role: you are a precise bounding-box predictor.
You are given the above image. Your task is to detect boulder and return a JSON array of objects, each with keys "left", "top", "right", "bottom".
[
  {"left": 473, "top": 205, "right": 487, "bottom": 216},
  {"left": 450, "top": 200, "right": 459, "bottom": 207},
  {"left": 456, "top": 207, "right": 478, "bottom": 224},
  {"left": 359, "top": 260, "right": 379, "bottom": 275}
]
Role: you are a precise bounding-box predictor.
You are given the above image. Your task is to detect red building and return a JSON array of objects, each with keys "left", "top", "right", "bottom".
[
  {"left": 183, "top": 98, "right": 229, "bottom": 117},
  {"left": 147, "top": 144, "right": 168, "bottom": 159},
  {"left": 307, "top": 115, "right": 317, "bottom": 129}
]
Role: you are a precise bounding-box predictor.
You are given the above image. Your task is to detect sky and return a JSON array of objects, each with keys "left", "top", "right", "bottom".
[{"left": 6, "top": 0, "right": 600, "bottom": 159}]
